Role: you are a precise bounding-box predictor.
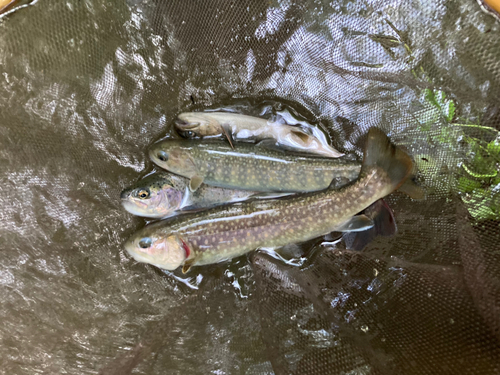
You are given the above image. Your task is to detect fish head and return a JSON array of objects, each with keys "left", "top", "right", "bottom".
[
  {"left": 176, "top": 112, "right": 222, "bottom": 137},
  {"left": 125, "top": 228, "right": 187, "bottom": 271},
  {"left": 149, "top": 141, "right": 198, "bottom": 178},
  {"left": 120, "top": 173, "right": 184, "bottom": 218}
]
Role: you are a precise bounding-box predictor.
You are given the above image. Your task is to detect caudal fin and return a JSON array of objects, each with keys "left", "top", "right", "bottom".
[{"left": 362, "top": 128, "right": 413, "bottom": 193}]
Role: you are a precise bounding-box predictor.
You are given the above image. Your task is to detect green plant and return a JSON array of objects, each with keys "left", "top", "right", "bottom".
[{"left": 417, "top": 89, "right": 500, "bottom": 220}]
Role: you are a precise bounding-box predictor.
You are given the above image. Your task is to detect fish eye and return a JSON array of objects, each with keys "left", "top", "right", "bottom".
[
  {"left": 137, "top": 189, "right": 149, "bottom": 199},
  {"left": 180, "top": 130, "right": 195, "bottom": 138},
  {"left": 138, "top": 238, "right": 152, "bottom": 249},
  {"left": 157, "top": 151, "right": 169, "bottom": 162}
]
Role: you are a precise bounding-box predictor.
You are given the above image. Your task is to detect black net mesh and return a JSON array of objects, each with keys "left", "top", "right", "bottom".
[{"left": 1, "top": 0, "right": 499, "bottom": 374}]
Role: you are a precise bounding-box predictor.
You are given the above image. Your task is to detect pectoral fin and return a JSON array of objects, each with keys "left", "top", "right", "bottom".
[
  {"left": 189, "top": 175, "right": 204, "bottom": 192},
  {"left": 333, "top": 215, "right": 374, "bottom": 232},
  {"left": 221, "top": 123, "right": 235, "bottom": 150},
  {"left": 182, "top": 258, "right": 195, "bottom": 274}
]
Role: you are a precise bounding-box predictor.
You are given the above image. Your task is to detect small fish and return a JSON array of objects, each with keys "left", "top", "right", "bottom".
[
  {"left": 125, "top": 128, "right": 413, "bottom": 273},
  {"left": 120, "top": 172, "right": 258, "bottom": 219},
  {"left": 149, "top": 139, "right": 360, "bottom": 193},
  {"left": 175, "top": 112, "right": 344, "bottom": 158}
]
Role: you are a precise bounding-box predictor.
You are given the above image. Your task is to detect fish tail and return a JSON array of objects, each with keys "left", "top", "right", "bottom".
[{"left": 361, "top": 128, "right": 413, "bottom": 193}]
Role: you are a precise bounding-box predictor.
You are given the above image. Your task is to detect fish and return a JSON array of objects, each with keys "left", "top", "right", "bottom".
[
  {"left": 0, "top": 0, "right": 15, "bottom": 15},
  {"left": 149, "top": 139, "right": 361, "bottom": 193},
  {"left": 341, "top": 198, "right": 397, "bottom": 251},
  {"left": 175, "top": 111, "right": 344, "bottom": 158},
  {"left": 125, "top": 127, "right": 413, "bottom": 273},
  {"left": 120, "top": 172, "right": 259, "bottom": 219}
]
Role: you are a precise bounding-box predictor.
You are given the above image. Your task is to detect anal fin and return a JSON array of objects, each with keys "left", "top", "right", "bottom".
[
  {"left": 333, "top": 215, "right": 374, "bottom": 232},
  {"left": 343, "top": 199, "right": 397, "bottom": 251}
]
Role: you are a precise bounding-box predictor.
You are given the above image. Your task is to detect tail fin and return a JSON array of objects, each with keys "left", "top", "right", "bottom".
[{"left": 362, "top": 128, "right": 413, "bottom": 193}]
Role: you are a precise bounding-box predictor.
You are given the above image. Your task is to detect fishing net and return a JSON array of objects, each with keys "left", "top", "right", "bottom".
[{"left": 1, "top": 0, "right": 499, "bottom": 374}]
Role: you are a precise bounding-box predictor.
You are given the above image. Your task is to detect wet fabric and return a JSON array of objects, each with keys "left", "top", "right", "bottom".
[{"left": 0, "top": 0, "right": 499, "bottom": 374}]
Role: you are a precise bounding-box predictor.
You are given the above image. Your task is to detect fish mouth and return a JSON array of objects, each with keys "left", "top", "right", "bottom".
[
  {"left": 124, "top": 238, "right": 136, "bottom": 256},
  {"left": 124, "top": 239, "right": 150, "bottom": 264},
  {"left": 149, "top": 148, "right": 165, "bottom": 165},
  {"left": 121, "top": 200, "right": 149, "bottom": 217},
  {"left": 121, "top": 199, "right": 168, "bottom": 219}
]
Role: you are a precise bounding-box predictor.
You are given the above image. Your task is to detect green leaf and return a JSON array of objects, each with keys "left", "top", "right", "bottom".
[
  {"left": 458, "top": 177, "right": 482, "bottom": 193},
  {"left": 435, "top": 90, "right": 446, "bottom": 107},
  {"left": 368, "top": 34, "right": 401, "bottom": 48},
  {"left": 424, "top": 89, "right": 438, "bottom": 108},
  {"left": 487, "top": 140, "right": 500, "bottom": 155},
  {"left": 445, "top": 100, "right": 455, "bottom": 122},
  {"left": 462, "top": 189, "right": 500, "bottom": 220}
]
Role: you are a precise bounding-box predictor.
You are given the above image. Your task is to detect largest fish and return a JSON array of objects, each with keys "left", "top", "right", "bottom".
[
  {"left": 149, "top": 139, "right": 360, "bottom": 192},
  {"left": 125, "top": 128, "right": 413, "bottom": 273}
]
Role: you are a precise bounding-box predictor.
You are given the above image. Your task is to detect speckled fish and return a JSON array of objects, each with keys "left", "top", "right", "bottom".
[
  {"left": 175, "top": 112, "right": 344, "bottom": 158},
  {"left": 125, "top": 128, "right": 413, "bottom": 273},
  {"left": 149, "top": 139, "right": 360, "bottom": 193},
  {"left": 120, "top": 172, "right": 259, "bottom": 219}
]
